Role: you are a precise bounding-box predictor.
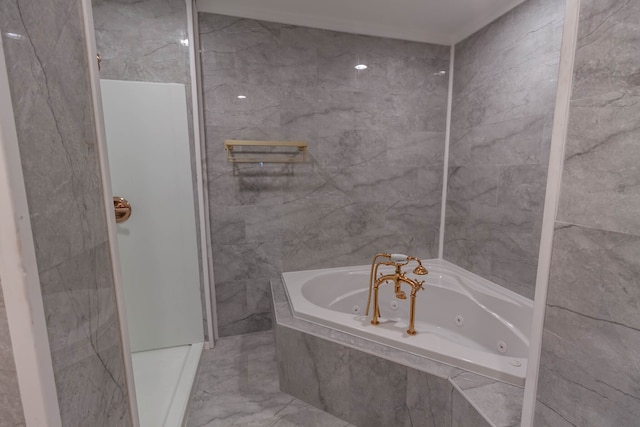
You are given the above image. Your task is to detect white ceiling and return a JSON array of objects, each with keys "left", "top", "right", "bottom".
[{"left": 196, "top": 0, "right": 527, "bottom": 45}]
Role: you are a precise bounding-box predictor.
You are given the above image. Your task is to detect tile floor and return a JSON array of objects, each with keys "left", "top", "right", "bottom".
[{"left": 185, "top": 331, "right": 353, "bottom": 427}]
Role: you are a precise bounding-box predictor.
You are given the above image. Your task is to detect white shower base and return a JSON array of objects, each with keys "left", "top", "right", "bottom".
[{"left": 131, "top": 343, "right": 203, "bottom": 427}]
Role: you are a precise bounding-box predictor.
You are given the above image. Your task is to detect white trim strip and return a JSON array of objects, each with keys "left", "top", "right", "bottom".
[
  {"left": 520, "top": 0, "right": 580, "bottom": 424},
  {"left": 438, "top": 45, "right": 454, "bottom": 260},
  {"left": 186, "top": 0, "right": 215, "bottom": 349},
  {"left": 0, "top": 35, "right": 62, "bottom": 427},
  {"left": 192, "top": 2, "right": 220, "bottom": 341},
  {"left": 79, "top": 1, "right": 140, "bottom": 425}
]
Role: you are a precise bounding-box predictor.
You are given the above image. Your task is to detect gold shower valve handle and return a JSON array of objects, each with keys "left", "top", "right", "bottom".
[{"left": 113, "top": 196, "right": 132, "bottom": 223}]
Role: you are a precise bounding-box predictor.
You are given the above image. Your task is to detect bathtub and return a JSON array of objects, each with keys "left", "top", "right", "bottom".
[{"left": 282, "top": 258, "right": 532, "bottom": 385}]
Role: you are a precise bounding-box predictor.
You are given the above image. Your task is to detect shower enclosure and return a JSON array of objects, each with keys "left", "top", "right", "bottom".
[
  {"left": 100, "top": 79, "right": 205, "bottom": 426},
  {"left": 85, "top": 0, "right": 213, "bottom": 425}
]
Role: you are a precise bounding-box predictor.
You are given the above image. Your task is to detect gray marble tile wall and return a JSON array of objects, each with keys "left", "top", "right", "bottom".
[
  {"left": 0, "top": 1, "right": 132, "bottom": 425},
  {"left": 91, "top": 0, "right": 209, "bottom": 341},
  {"left": 0, "top": 285, "right": 25, "bottom": 426},
  {"left": 444, "top": 0, "right": 565, "bottom": 299},
  {"left": 199, "top": 13, "right": 450, "bottom": 336},
  {"left": 92, "top": 0, "right": 191, "bottom": 84},
  {"left": 535, "top": 0, "right": 640, "bottom": 425}
]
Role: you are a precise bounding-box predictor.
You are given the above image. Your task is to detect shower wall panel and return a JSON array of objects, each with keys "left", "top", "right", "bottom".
[
  {"left": 444, "top": 0, "right": 565, "bottom": 299},
  {"left": 199, "top": 14, "right": 450, "bottom": 336},
  {"left": 0, "top": 0, "right": 132, "bottom": 424},
  {"left": 535, "top": 0, "right": 640, "bottom": 425}
]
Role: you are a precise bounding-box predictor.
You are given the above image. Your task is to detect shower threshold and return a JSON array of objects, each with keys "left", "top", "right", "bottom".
[{"left": 131, "top": 342, "right": 203, "bottom": 426}]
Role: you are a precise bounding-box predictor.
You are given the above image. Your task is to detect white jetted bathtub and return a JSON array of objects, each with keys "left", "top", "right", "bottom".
[{"left": 282, "top": 258, "right": 532, "bottom": 385}]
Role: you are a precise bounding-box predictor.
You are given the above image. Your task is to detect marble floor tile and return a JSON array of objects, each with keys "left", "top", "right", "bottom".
[{"left": 186, "top": 332, "right": 353, "bottom": 427}]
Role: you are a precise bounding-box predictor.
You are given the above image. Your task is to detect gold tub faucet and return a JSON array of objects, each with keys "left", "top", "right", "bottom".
[{"left": 365, "top": 253, "right": 428, "bottom": 336}]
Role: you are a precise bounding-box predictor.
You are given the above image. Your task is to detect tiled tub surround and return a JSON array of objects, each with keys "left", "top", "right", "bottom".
[
  {"left": 1, "top": 0, "right": 132, "bottom": 425},
  {"left": 444, "top": 0, "right": 565, "bottom": 299},
  {"left": 199, "top": 13, "right": 450, "bottom": 337},
  {"left": 283, "top": 259, "right": 532, "bottom": 385},
  {"left": 186, "top": 331, "right": 355, "bottom": 427},
  {"left": 272, "top": 278, "right": 524, "bottom": 427},
  {"left": 534, "top": 0, "right": 640, "bottom": 425}
]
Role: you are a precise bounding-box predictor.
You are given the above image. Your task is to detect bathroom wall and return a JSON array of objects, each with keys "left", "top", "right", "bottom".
[
  {"left": 92, "top": 0, "right": 209, "bottom": 341},
  {"left": 444, "top": 0, "right": 564, "bottom": 299},
  {"left": 92, "top": 0, "right": 191, "bottom": 84},
  {"left": 0, "top": 0, "right": 132, "bottom": 425},
  {"left": 199, "top": 13, "right": 450, "bottom": 336},
  {"left": 535, "top": 0, "right": 640, "bottom": 425},
  {"left": 0, "top": 286, "right": 25, "bottom": 425}
]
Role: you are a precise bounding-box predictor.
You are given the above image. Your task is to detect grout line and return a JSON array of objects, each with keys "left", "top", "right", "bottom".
[
  {"left": 554, "top": 219, "right": 640, "bottom": 238},
  {"left": 438, "top": 44, "right": 455, "bottom": 260}
]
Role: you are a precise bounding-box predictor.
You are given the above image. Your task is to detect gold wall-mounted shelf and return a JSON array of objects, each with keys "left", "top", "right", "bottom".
[{"left": 224, "top": 140, "right": 308, "bottom": 164}]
